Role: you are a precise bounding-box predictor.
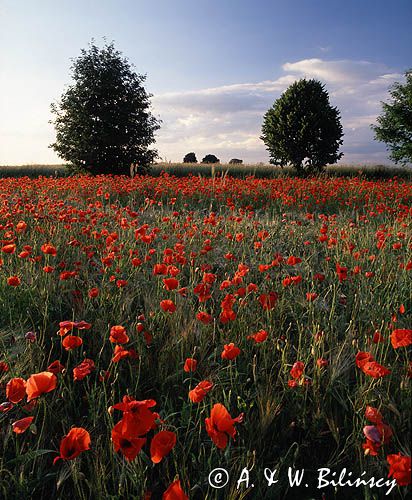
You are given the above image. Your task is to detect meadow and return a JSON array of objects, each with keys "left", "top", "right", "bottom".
[{"left": 0, "top": 172, "right": 411, "bottom": 499}]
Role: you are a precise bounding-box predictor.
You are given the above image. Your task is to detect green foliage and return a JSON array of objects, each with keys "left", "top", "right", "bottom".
[
  {"left": 183, "top": 152, "right": 197, "bottom": 163},
  {"left": 372, "top": 70, "right": 412, "bottom": 165},
  {"left": 50, "top": 41, "right": 161, "bottom": 176},
  {"left": 261, "top": 79, "right": 344, "bottom": 176},
  {"left": 202, "top": 154, "right": 220, "bottom": 163}
]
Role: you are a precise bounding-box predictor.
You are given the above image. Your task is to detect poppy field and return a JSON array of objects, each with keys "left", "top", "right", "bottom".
[{"left": 0, "top": 173, "right": 411, "bottom": 499}]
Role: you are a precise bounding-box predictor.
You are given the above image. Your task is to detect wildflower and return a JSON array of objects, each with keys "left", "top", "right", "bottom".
[
  {"left": 391, "top": 329, "right": 412, "bottom": 349},
  {"left": 73, "top": 359, "right": 95, "bottom": 381},
  {"left": 62, "top": 335, "right": 83, "bottom": 350},
  {"left": 111, "top": 420, "right": 146, "bottom": 462},
  {"left": 205, "top": 403, "right": 243, "bottom": 449},
  {"left": 247, "top": 329, "right": 268, "bottom": 343},
  {"left": 183, "top": 358, "right": 197, "bottom": 372},
  {"left": 163, "top": 479, "right": 188, "bottom": 500},
  {"left": 387, "top": 453, "right": 411, "bottom": 486},
  {"left": 12, "top": 416, "right": 34, "bottom": 434},
  {"left": 54, "top": 427, "right": 91, "bottom": 463},
  {"left": 26, "top": 371, "right": 57, "bottom": 401},
  {"left": 150, "top": 430, "right": 176, "bottom": 463},
  {"left": 6, "top": 377, "right": 27, "bottom": 403},
  {"left": 290, "top": 361, "right": 305, "bottom": 380},
  {"left": 109, "top": 325, "right": 129, "bottom": 344},
  {"left": 188, "top": 380, "right": 213, "bottom": 403},
  {"left": 221, "top": 343, "right": 241, "bottom": 360},
  {"left": 7, "top": 276, "right": 21, "bottom": 286},
  {"left": 160, "top": 299, "right": 176, "bottom": 313},
  {"left": 48, "top": 360, "right": 65, "bottom": 374}
]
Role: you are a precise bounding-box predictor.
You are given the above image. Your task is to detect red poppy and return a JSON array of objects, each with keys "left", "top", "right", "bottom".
[
  {"left": 160, "top": 299, "right": 176, "bottom": 313},
  {"left": 6, "top": 377, "right": 27, "bottom": 403},
  {"left": 153, "top": 263, "right": 168, "bottom": 275},
  {"left": 391, "top": 329, "right": 412, "bottom": 349},
  {"left": 88, "top": 287, "right": 99, "bottom": 298},
  {"left": 356, "top": 352, "right": 391, "bottom": 378},
  {"left": 41, "top": 243, "right": 57, "bottom": 256},
  {"left": 287, "top": 256, "right": 302, "bottom": 265},
  {"left": 316, "top": 358, "right": 328, "bottom": 368},
  {"left": 109, "top": 325, "right": 129, "bottom": 344},
  {"left": 205, "top": 403, "right": 243, "bottom": 449},
  {"left": 48, "top": 360, "right": 65, "bottom": 374},
  {"left": 73, "top": 359, "right": 95, "bottom": 381},
  {"left": 387, "top": 453, "right": 411, "bottom": 486},
  {"left": 150, "top": 430, "right": 177, "bottom": 463},
  {"left": 26, "top": 371, "right": 57, "bottom": 401},
  {"left": 54, "top": 427, "right": 91, "bottom": 464},
  {"left": 7, "top": 276, "right": 21, "bottom": 286},
  {"left": 163, "top": 479, "right": 188, "bottom": 500},
  {"left": 12, "top": 416, "right": 34, "bottom": 434},
  {"left": 183, "top": 358, "right": 197, "bottom": 372},
  {"left": 365, "top": 405, "right": 383, "bottom": 424},
  {"left": 74, "top": 321, "right": 92, "bottom": 330},
  {"left": 112, "top": 397, "right": 157, "bottom": 436},
  {"left": 163, "top": 278, "right": 179, "bottom": 290},
  {"left": 290, "top": 361, "right": 305, "bottom": 380},
  {"left": 62, "top": 335, "right": 83, "bottom": 350},
  {"left": 361, "top": 361, "right": 391, "bottom": 378},
  {"left": 2, "top": 244, "right": 16, "bottom": 254},
  {"left": 188, "top": 380, "right": 213, "bottom": 403},
  {"left": 247, "top": 329, "right": 268, "bottom": 343},
  {"left": 196, "top": 311, "right": 213, "bottom": 324},
  {"left": 306, "top": 292, "right": 318, "bottom": 302},
  {"left": 111, "top": 419, "right": 146, "bottom": 462},
  {"left": 58, "top": 321, "right": 76, "bottom": 336},
  {"left": 221, "top": 343, "right": 241, "bottom": 360},
  {"left": 112, "top": 345, "right": 132, "bottom": 363},
  {"left": 0, "top": 361, "right": 9, "bottom": 373},
  {"left": 258, "top": 292, "right": 278, "bottom": 310}
]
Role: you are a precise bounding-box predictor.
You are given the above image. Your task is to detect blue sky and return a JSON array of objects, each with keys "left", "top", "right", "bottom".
[{"left": 1, "top": 0, "right": 411, "bottom": 164}]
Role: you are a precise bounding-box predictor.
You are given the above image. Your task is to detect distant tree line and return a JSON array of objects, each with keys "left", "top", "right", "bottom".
[{"left": 50, "top": 41, "right": 412, "bottom": 177}]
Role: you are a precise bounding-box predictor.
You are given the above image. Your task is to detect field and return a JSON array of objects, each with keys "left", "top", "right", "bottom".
[
  {"left": 1, "top": 162, "right": 412, "bottom": 180},
  {"left": 0, "top": 172, "right": 411, "bottom": 499}
]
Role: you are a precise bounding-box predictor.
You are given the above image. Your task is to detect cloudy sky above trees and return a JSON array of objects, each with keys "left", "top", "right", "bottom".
[{"left": 1, "top": 0, "right": 411, "bottom": 164}]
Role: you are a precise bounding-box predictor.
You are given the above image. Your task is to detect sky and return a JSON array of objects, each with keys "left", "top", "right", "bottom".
[{"left": 1, "top": 0, "right": 411, "bottom": 165}]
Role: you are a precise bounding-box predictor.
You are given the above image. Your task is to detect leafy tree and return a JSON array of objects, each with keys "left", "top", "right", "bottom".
[
  {"left": 202, "top": 154, "right": 220, "bottom": 163},
  {"left": 229, "top": 158, "right": 243, "bottom": 164},
  {"left": 183, "top": 152, "right": 197, "bottom": 163},
  {"left": 50, "top": 41, "right": 161, "bottom": 175},
  {"left": 372, "top": 70, "right": 412, "bottom": 165},
  {"left": 261, "top": 79, "right": 343, "bottom": 176}
]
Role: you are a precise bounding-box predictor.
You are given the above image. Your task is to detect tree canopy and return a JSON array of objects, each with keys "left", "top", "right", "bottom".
[
  {"left": 261, "top": 78, "right": 343, "bottom": 176},
  {"left": 50, "top": 41, "right": 161, "bottom": 175},
  {"left": 372, "top": 70, "right": 412, "bottom": 165}
]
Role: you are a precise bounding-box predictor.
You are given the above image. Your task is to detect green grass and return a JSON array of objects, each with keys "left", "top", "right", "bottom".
[{"left": 1, "top": 162, "right": 411, "bottom": 180}]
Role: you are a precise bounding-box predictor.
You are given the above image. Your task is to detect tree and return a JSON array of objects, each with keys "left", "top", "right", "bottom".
[
  {"left": 202, "top": 154, "right": 220, "bottom": 163},
  {"left": 372, "top": 70, "right": 412, "bottom": 165},
  {"left": 229, "top": 158, "right": 243, "bottom": 164},
  {"left": 261, "top": 79, "right": 343, "bottom": 176},
  {"left": 183, "top": 152, "right": 197, "bottom": 163},
  {"left": 50, "top": 41, "right": 161, "bottom": 175}
]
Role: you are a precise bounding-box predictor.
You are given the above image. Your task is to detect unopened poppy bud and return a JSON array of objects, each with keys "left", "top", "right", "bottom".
[{"left": 108, "top": 406, "right": 114, "bottom": 415}]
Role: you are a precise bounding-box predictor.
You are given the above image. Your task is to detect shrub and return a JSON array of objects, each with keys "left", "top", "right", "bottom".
[
  {"left": 202, "top": 154, "right": 220, "bottom": 164},
  {"left": 229, "top": 158, "right": 243, "bottom": 164},
  {"left": 183, "top": 152, "right": 197, "bottom": 163}
]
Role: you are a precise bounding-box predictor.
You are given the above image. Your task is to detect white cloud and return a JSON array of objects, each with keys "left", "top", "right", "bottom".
[{"left": 153, "top": 58, "right": 403, "bottom": 164}]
